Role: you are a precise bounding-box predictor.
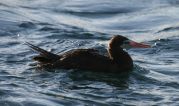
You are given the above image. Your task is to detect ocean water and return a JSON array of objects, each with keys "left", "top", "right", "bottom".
[{"left": 0, "top": 0, "right": 179, "bottom": 105}]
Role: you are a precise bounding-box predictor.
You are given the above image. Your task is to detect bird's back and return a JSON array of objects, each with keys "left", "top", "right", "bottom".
[
  {"left": 54, "top": 49, "right": 117, "bottom": 71},
  {"left": 26, "top": 42, "right": 120, "bottom": 72}
]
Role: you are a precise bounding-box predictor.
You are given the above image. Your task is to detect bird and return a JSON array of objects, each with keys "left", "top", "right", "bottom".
[{"left": 26, "top": 35, "right": 150, "bottom": 72}]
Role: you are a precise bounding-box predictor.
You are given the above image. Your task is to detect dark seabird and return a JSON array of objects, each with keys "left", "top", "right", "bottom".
[{"left": 26, "top": 35, "right": 150, "bottom": 72}]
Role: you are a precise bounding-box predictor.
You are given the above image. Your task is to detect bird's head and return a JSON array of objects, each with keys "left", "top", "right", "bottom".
[{"left": 108, "top": 35, "right": 151, "bottom": 50}]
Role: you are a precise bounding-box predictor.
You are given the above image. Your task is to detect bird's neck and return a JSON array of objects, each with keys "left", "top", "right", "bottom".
[{"left": 108, "top": 47, "right": 133, "bottom": 70}]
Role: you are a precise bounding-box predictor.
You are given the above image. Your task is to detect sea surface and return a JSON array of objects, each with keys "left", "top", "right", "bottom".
[{"left": 0, "top": 0, "right": 179, "bottom": 105}]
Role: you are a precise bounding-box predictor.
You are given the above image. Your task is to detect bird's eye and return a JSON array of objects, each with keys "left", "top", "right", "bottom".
[{"left": 123, "top": 40, "right": 129, "bottom": 44}]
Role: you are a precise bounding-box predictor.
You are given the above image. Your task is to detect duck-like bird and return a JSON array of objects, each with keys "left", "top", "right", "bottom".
[{"left": 26, "top": 35, "right": 150, "bottom": 72}]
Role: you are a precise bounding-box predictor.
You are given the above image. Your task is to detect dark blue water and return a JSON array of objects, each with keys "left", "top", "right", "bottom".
[{"left": 0, "top": 0, "right": 179, "bottom": 105}]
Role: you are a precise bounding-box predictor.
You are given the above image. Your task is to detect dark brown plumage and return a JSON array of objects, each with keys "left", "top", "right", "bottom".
[{"left": 26, "top": 35, "right": 150, "bottom": 72}]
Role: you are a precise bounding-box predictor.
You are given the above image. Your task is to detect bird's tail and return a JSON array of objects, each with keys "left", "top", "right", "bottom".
[{"left": 25, "top": 42, "right": 60, "bottom": 63}]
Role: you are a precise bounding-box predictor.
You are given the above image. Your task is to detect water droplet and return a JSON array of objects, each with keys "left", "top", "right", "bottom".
[{"left": 154, "top": 42, "right": 157, "bottom": 46}]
